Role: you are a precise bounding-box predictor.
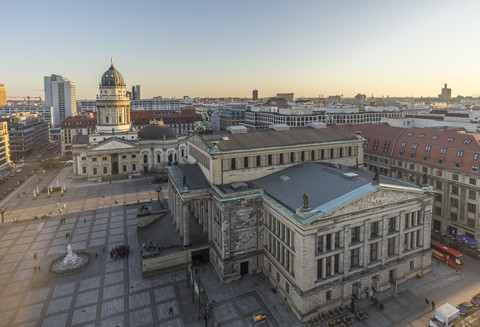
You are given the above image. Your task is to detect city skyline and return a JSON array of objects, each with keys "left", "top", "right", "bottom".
[{"left": 3, "top": 0, "right": 480, "bottom": 99}]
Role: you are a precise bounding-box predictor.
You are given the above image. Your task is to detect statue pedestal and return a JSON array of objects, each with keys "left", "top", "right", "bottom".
[{"left": 296, "top": 207, "right": 317, "bottom": 219}]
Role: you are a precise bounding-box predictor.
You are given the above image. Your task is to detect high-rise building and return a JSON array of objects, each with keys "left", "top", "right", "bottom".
[
  {"left": 252, "top": 89, "right": 258, "bottom": 101},
  {"left": 439, "top": 83, "right": 451, "bottom": 100},
  {"left": 0, "top": 121, "right": 9, "bottom": 179},
  {"left": 0, "top": 84, "right": 6, "bottom": 106},
  {"left": 132, "top": 85, "right": 141, "bottom": 100},
  {"left": 44, "top": 74, "right": 77, "bottom": 126}
]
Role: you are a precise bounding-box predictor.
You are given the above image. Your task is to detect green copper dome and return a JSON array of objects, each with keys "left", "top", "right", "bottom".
[{"left": 101, "top": 58, "right": 125, "bottom": 86}]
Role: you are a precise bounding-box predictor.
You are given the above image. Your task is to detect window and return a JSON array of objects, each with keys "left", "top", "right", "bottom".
[
  {"left": 388, "top": 238, "right": 395, "bottom": 255},
  {"left": 370, "top": 243, "right": 378, "bottom": 261},
  {"left": 397, "top": 171, "right": 403, "bottom": 178},
  {"left": 418, "top": 133, "right": 425, "bottom": 138},
  {"left": 268, "top": 154, "right": 272, "bottom": 165},
  {"left": 231, "top": 158, "right": 236, "bottom": 170},
  {"left": 440, "top": 147, "right": 447, "bottom": 154},
  {"left": 451, "top": 212, "right": 458, "bottom": 221},
  {"left": 102, "top": 156, "right": 107, "bottom": 161},
  {"left": 397, "top": 161, "right": 402, "bottom": 167},
  {"left": 422, "top": 156, "right": 428, "bottom": 161},
  {"left": 290, "top": 152, "right": 295, "bottom": 163},
  {"left": 334, "top": 232, "right": 340, "bottom": 248},
  {"left": 407, "top": 132, "right": 413, "bottom": 136},
  {"left": 432, "top": 135, "right": 439, "bottom": 140},
  {"left": 123, "top": 165, "right": 127, "bottom": 172},
  {"left": 132, "top": 164, "right": 136, "bottom": 171},
  {"left": 350, "top": 248, "right": 360, "bottom": 267},
  {"left": 370, "top": 221, "right": 379, "bottom": 238},
  {"left": 451, "top": 185, "right": 458, "bottom": 195},
  {"left": 450, "top": 198, "right": 458, "bottom": 208},
  {"left": 469, "top": 190, "right": 476, "bottom": 200},
  {"left": 412, "top": 143, "right": 418, "bottom": 149},
  {"left": 256, "top": 156, "right": 261, "bottom": 167},
  {"left": 316, "top": 236, "right": 323, "bottom": 254},
  {"left": 278, "top": 153, "right": 283, "bottom": 164},
  {"left": 452, "top": 174, "right": 458, "bottom": 181},
  {"left": 436, "top": 181, "right": 442, "bottom": 190},
  {"left": 143, "top": 155, "right": 148, "bottom": 164},
  {"left": 317, "top": 260, "right": 322, "bottom": 280},
  {"left": 434, "top": 206, "right": 442, "bottom": 215},
  {"left": 301, "top": 151, "right": 305, "bottom": 162},
  {"left": 410, "top": 261, "right": 415, "bottom": 270},
  {"left": 388, "top": 217, "right": 396, "bottom": 233},
  {"left": 132, "top": 154, "right": 136, "bottom": 158},
  {"left": 454, "top": 162, "right": 461, "bottom": 168},
  {"left": 92, "top": 157, "right": 97, "bottom": 162},
  {"left": 103, "top": 167, "right": 107, "bottom": 174},
  {"left": 457, "top": 150, "right": 464, "bottom": 157},
  {"left": 467, "top": 218, "right": 475, "bottom": 228},
  {"left": 93, "top": 167, "right": 97, "bottom": 175},
  {"left": 464, "top": 139, "right": 472, "bottom": 144},
  {"left": 400, "top": 141, "right": 406, "bottom": 147},
  {"left": 81, "top": 156, "right": 86, "bottom": 161},
  {"left": 286, "top": 282, "right": 289, "bottom": 294},
  {"left": 276, "top": 272, "right": 280, "bottom": 282},
  {"left": 472, "top": 166, "right": 479, "bottom": 172},
  {"left": 351, "top": 227, "right": 360, "bottom": 243},
  {"left": 82, "top": 166, "right": 86, "bottom": 174},
  {"left": 468, "top": 203, "right": 476, "bottom": 214},
  {"left": 326, "top": 290, "right": 331, "bottom": 301},
  {"left": 470, "top": 178, "right": 476, "bottom": 185},
  {"left": 425, "top": 145, "right": 431, "bottom": 152},
  {"left": 437, "top": 159, "right": 444, "bottom": 165},
  {"left": 326, "top": 234, "right": 332, "bottom": 251},
  {"left": 422, "top": 167, "right": 428, "bottom": 173},
  {"left": 409, "top": 164, "right": 415, "bottom": 170},
  {"left": 446, "top": 137, "right": 455, "bottom": 142},
  {"left": 122, "top": 155, "right": 126, "bottom": 159},
  {"left": 434, "top": 194, "right": 442, "bottom": 202},
  {"left": 244, "top": 157, "right": 249, "bottom": 168},
  {"left": 475, "top": 153, "right": 479, "bottom": 161}
]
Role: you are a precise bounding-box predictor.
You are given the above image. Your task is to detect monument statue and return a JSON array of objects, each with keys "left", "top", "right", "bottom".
[{"left": 302, "top": 193, "right": 309, "bottom": 210}]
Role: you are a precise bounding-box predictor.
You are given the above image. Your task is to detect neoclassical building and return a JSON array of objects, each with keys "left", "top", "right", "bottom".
[
  {"left": 166, "top": 124, "right": 433, "bottom": 322},
  {"left": 72, "top": 60, "right": 187, "bottom": 180}
]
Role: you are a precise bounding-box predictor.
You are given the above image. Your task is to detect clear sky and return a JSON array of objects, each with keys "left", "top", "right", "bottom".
[{"left": 3, "top": 0, "right": 480, "bottom": 99}]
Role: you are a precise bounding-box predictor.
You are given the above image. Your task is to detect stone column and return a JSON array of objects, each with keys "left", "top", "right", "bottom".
[
  {"left": 183, "top": 203, "right": 190, "bottom": 246},
  {"left": 412, "top": 231, "right": 417, "bottom": 249},
  {"left": 330, "top": 255, "right": 335, "bottom": 276},
  {"left": 406, "top": 233, "right": 411, "bottom": 251},
  {"left": 322, "top": 235, "right": 327, "bottom": 253},
  {"left": 418, "top": 229, "right": 423, "bottom": 247},
  {"left": 339, "top": 253, "right": 344, "bottom": 273}
]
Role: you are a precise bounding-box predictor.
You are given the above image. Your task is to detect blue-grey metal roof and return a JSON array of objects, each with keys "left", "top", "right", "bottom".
[
  {"left": 170, "top": 164, "right": 210, "bottom": 193},
  {"left": 252, "top": 163, "right": 379, "bottom": 213}
]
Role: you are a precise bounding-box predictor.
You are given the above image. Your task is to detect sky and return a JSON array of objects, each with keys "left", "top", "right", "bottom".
[{"left": 3, "top": 0, "right": 480, "bottom": 99}]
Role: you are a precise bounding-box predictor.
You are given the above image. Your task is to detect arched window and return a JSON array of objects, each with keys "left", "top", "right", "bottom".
[
  {"left": 105, "top": 116, "right": 109, "bottom": 123},
  {"left": 157, "top": 154, "right": 160, "bottom": 163},
  {"left": 143, "top": 154, "right": 148, "bottom": 163},
  {"left": 181, "top": 149, "right": 185, "bottom": 157}
]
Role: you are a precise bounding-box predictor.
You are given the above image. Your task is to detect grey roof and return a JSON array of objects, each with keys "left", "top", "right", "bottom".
[
  {"left": 72, "top": 135, "right": 89, "bottom": 144},
  {"left": 170, "top": 164, "right": 210, "bottom": 193},
  {"left": 139, "top": 124, "right": 177, "bottom": 140},
  {"left": 199, "top": 125, "right": 358, "bottom": 152},
  {"left": 253, "top": 163, "right": 374, "bottom": 211}
]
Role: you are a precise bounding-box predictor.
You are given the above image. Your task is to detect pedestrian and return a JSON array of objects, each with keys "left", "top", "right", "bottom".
[
  {"left": 95, "top": 253, "right": 98, "bottom": 259},
  {"left": 425, "top": 298, "right": 429, "bottom": 306},
  {"left": 84, "top": 218, "right": 86, "bottom": 223},
  {"left": 432, "top": 301, "right": 435, "bottom": 311},
  {"left": 380, "top": 303, "right": 384, "bottom": 311},
  {"left": 374, "top": 297, "right": 379, "bottom": 305},
  {"left": 168, "top": 307, "right": 174, "bottom": 315},
  {"left": 350, "top": 302, "right": 355, "bottom": 313}
]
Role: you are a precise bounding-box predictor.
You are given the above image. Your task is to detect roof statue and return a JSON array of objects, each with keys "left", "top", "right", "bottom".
[
  {"left": 302, "top": 193, "right": 310, "bottom": 210},
  {"left": 372, "top": 166, "right": 380, "bottom": 184},
  {"left": 325, "top": 113, "right": 336, "bottom": 125},
  {"left": 111, "top": 57, "right": 114, "bottom": 67}
]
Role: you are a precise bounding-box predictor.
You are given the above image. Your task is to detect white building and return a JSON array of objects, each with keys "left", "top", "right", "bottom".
[{"left": 44, "top": 75, "right": 77, "bottom": 126}]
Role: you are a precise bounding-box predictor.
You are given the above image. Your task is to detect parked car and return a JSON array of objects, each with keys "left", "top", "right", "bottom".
[
  {"left": 457, "top": 302, "right": 475, "bottom": 316},
  {"left": 15, "top": 168, "right": 22, "bottom": 173},
  {"left": 471, "top": 293, "right": 480, "bottom": 307}
]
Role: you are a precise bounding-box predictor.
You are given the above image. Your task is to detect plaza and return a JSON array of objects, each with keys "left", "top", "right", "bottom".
[{"left": 1, "top": 167, "right": 480, "bottom": 326}]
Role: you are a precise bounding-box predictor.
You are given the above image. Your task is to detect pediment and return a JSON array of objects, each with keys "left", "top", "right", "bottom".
[
  {"left": 91, "top": 139, "right": 136, "bottom": 151},
  {"left": 322, "top": 188, "right": 424, "bottom": 218}
]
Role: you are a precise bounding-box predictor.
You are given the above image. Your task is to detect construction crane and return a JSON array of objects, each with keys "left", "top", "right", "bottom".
[{"left": 7, "top": 96, "right": 42, "bottom": 104}]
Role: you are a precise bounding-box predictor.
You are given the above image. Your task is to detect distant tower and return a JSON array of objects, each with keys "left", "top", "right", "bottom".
[
  {"left": 0, "top": 84, "right": 6, "bottom": 106},
  {"left": 132, "top": 85, "right": 141, "bottom": 100},
  {"left": 439, "top": 83, "right": 451, "bottom": 101},
  {"left": 44, "top": 75, "right": 77, "bottom": 126},
  {"left": 252, "top": 89, "right": 258, "bottom": 101}
]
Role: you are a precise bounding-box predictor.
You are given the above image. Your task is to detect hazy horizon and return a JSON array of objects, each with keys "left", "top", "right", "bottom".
[{"left": 3, "top": 0, "right": 480, "bottom": 100}]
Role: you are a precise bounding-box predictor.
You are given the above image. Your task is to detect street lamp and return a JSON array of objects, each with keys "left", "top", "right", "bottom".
[
  {"left": 0, "top": 207, "right": 6, "bottom": 224},
  {"left": 199, "top": 301, "right": 213, "bottom": 327},
  {"left": 154, "top": 184, "right": 163, "bottom": 208}
]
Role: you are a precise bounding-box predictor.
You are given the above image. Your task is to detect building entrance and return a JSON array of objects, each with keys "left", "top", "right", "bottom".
[
  {"left": 240, "top": 261, "right": 249, "bottom": 275},
  {"left": 111, "top": 154, "right": 118, "bottom": 174}
]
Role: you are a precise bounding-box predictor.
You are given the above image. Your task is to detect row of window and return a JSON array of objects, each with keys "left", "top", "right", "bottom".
[
  {"left": 229, "top": 147, "right": 354, "bottom": 171},
  {"left": 81, "top": 164, "right": 136, "bottom": 175},
  {"left": 265, "top": 213, "right": 294, "bottom": 248}
]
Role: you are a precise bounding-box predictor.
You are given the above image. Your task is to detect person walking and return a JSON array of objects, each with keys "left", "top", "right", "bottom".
[
  {"left": 168, "top": 306, "right": 174, "bottom": 315},
  {"left": 379, "top": 303, "right": 384, "bottom": 311},
  {"left": 425, "top": 298, "right": 429, "bottom": 306},
  {"left": 431, "top": 301, "right": 435, "bottom": 311}
]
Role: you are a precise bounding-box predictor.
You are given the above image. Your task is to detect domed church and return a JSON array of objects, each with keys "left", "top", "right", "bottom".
[{"left": 71, "top": 59, "right": 187, "bottom": 181}]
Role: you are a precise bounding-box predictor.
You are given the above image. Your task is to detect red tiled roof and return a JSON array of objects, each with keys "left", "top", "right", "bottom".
[{"left": 339, "top": 124, "right": 480, "bottom": 175}]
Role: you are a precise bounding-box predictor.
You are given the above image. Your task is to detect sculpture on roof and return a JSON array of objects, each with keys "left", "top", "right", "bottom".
[
  {"left": 372, "top": 166, "right": 380, "bottom": 184},
  {"left": 325, "top": 113, "right": 336, "bottom": 125},
  {"left": 302, "top": 193, "right": 310, "bottom": 210}
]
